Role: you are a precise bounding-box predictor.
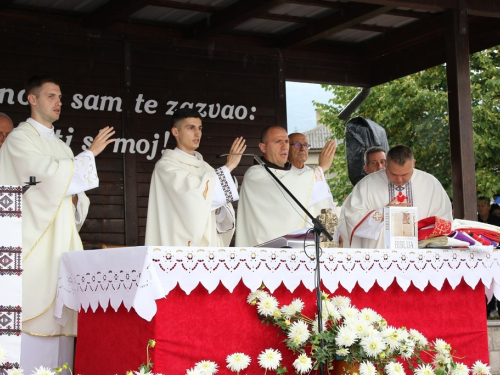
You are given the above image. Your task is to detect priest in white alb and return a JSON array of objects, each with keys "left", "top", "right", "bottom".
[
  {"left": 0, "top": 75, "right": 115, "bottom": 372},
  {"left": 236, "top": 126, "right": 336, "bottom": 247},
  {"left": 145, "top": 108, "right": 246, "bottom": 247},
  {"left": 339, "top": 145, "right": 452, "bottom": 248}
]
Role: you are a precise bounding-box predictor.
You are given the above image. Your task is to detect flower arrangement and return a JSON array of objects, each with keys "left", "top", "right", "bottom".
[
  {"left": 247, "top": 289, "right": 492, "bottom": 375},
  {"left": 0, "top": 291, "right": 493, "bottom": 375}
]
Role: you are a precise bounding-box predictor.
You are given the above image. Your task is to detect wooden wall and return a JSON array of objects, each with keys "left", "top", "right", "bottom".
[{"left": 0, "top": 25, "right": 285, "bottom": 248}]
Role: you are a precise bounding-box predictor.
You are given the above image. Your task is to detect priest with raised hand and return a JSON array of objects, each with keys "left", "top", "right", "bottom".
[
  {"left": 145, "top": 108, "right": 246, "bottom": 247},
  {"left": 235, "top": 126, "right": 336, "bottom": 247},
  {"left": 340, "top": 145, "right": 452, "bottom": 248},
  {"left": 0, "top": 75, "right": 115, "bottom": 372}
]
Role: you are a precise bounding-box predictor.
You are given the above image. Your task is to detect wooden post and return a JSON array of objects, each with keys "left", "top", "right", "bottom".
[
  {"left": 122, "top": 41, "right": 139, "bottom": 245},
  {"left": 445, "top": 0, "right": 477, "bottom": 220}
]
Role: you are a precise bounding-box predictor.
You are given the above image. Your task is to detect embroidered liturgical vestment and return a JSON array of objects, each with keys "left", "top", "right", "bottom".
[
  {"left": 145, "top": 149, "right": 237, "bottom": 247},
  {"left": 339, "top": 168, "right": 452, "bottom": 249},
  {"left": 0, "top": 120, "right": 96, "bottom": 337}
]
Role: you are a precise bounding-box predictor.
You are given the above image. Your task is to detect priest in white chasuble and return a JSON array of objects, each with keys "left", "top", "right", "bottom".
[
  {"left": 340, "top": 145, "right": 452, "bottom": 249},
  {"left": 0, "top": 75, "right": 115, "bottom": 371},
  {"left": 145, "top": 108, "right": 246, "bottom": 247},
  {"left": 235, "top": 126, "right": 336, "bottom": 247}
]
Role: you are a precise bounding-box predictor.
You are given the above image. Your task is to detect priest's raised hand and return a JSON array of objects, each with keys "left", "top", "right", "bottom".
[
  {"left": 225, "top": 136, "right": 247, "bottom": 171},
  {"left": 88, "top": 126, "right": 116, "bottom": 156},
  {"left": 318, "top": 139, "right": 337, "bottom": 172}
]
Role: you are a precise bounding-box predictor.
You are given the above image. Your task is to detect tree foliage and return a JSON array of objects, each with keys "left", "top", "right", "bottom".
[{"left": 315, "top": 47, "right": 500, "bottom": 203}]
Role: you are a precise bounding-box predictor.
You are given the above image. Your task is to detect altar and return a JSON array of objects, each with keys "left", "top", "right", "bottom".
[{"left": 55, "top": 246, "right": 500, "bottom": 375}]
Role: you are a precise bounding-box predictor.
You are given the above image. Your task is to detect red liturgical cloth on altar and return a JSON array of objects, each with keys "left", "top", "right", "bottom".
[{"left": 75, "top": 280, "right": 488, "bottom": 375}]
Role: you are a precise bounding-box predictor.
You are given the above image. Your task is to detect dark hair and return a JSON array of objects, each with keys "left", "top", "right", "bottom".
[
  {"left": 387, "top": 145, "right": 413, "bottom": 166},
  {"left": 260, "top": 125, "right": 286, "bottom": 143},
  {"left": 364, "top": 146, "right": 386, "bottom": 166},
  {"left": 25, "top": 75, "right": 59, "bottom": 97},
  {"left": 172, "top": 108, "right": 202, "bottom": 128},
  {"left": 477, "top": 196, "right": 491, "bottom": 204},
  {"left": 490, "top": 203, "right": 500, "bottom": 212}
]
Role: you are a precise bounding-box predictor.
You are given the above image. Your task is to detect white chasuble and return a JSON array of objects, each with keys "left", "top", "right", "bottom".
[
  {"left": 0, "top": 121, "right": 91, "bottom": 336},
  {"left": 235, "top": 165, "right": 334, "bottom": 247},
  {"left": 340, "top": 168, "right": 452, "bottom": 249},
  {"left": 145, "top": 149, "right": 236, "bottom": 247}
]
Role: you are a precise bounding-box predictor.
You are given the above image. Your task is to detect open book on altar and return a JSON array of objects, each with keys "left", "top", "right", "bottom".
[{"left": 384, "top": 206, "right": 418, "bottom": 250}]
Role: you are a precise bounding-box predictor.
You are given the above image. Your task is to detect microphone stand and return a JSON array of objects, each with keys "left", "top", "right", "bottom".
[{"left": 254, "top": 155, "right": 331, "bottom": 375}]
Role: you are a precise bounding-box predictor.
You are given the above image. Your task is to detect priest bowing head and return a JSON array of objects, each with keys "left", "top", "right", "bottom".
[{"left": 340, "top": 144, "right": 452, "bottom": 249}]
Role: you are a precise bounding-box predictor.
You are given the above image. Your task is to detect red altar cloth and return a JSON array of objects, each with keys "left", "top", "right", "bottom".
[{"left": 75, "top": 280, "right": 488, "bottom": 375}]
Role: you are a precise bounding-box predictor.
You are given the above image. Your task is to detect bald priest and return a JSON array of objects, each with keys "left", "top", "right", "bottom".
[{"left": 236, "top": 125, "right": 337, "bottom": 247}]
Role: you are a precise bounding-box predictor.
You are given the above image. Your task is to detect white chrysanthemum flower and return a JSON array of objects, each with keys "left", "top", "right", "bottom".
[
  {"left": 360, "top": 308, "right": 378, "bottom": 324},
  {"left": 335, "top": 326, "right": 358, "bottom": 347},
  {"left": 32, "top": 367, "right": 55, "bottom": 375},
  {"left": 336, "top": 347, "right": 350, "bottom": 356},
  {"left": 383, "top": 326, "right": 402, "bottom": 350},
  {"left": 226, "top": 352, "right": 251, "bottom": 372},
  {"left": 471, "top": 361, "right": 491, "bottom": 375},
  {"left": 288, "top": 320, "right": 310, "bottom": 345},
  {"left": 385, "top": 361, "right": 406, "bottom": 375},
  {"left": 247, "top": 290, "right": 269, "bottom": 304},
  {"left": 186, "top": 367, "right": 202, "bottom": 375},
  {"left": 195, "top": 360, "right": 219, "bottom": 375},
  {"left": 415, "top": 363, "right": 435, "bottom": 375},
  {"left": 322, "top": 300, "right": 341, "bottom": 322},
  {"left": 331, "top": 296, "right": 351, "bottom": 309},
  {"left": 258, "top": 348, "right": 282, "bottom": 370},
  {"left": 451, "top": 363, "right": 470, "bottom": 375},
  {"left": 433, "top": 352, "right": 452, "bottom": 370},
  {"left": 134, "top": 369, "right": 152, "bottom": 375},
  {"left": 347, "top": 317, "right": 372, "bottom": 338},
  {"left": 409, "top": 329, "right": 428, "bottom": 346},
  {"left": 7, "top": 369, "right": 24, "bottom": 375},
  {"left": 281, "top": 298, "right": 305, "bottom": 317},
  {"left": 359, "top": 361, "right": 377, "bottom": 375},
  {"left": 293, "top": 353, "right": 313, "bottom": 374},
  {"left": 400, "top": 339, "right": 416, "bottom": 359},
  {"left": 360, "top": 333, "right": 386, "bottom": 358},
  {"left": 340, "top": 306, "right": 360, "bottom": 319},
  {"left": 257, "top": 295, "right": 279, "bottom": 317},
  {"left": 433, "top": 339, "right": 450, "bottom": 354}
]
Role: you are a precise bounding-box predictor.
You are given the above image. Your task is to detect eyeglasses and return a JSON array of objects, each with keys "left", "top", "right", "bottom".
[{"left": 291, "top": 142, "right": 310, "bottom": 149}]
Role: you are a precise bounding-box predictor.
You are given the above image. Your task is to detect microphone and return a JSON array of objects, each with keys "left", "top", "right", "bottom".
[
  {"left": 216, "top": 153, "right": 267, "bottom": 167},
  {"left": 216, "top": 153, "right": 258, "bottom": 158}
]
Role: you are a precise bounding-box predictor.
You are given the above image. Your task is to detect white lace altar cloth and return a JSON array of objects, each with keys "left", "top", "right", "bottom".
[
  {"left": 55, "top": 245, "right": 500, "bottom": 322},
  {"left": 0, "top": 186, "right": 23, "bottom": 370}
]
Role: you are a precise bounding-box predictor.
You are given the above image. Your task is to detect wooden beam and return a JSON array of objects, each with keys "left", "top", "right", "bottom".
[
  {"left": 82, "top": 0, "right": 150, "bottom": 29},
  {"left": 362, "top": 14, "right": 445, "bottom": 59},
  {"left": 147, "top": 0, "right": 219, "bottom": 13},
  {"left": 286, "top": 0, "right": 434, "bottom": 18},
  {"left": 347, "top": 0, "right": 500, "bottom": 18},
  {"left": 445, "top": 1, "right": 477, "bottom": 220},
  {"left": 466, "top": 0, "right": 500, "bottom": 18},
  {"left": 187, "top": 0, "right": 288, "bottom": 39},
  {"left": 278, "top": 4, "right": 394, "bottom": 49},
  {"left": 346, "top": 0, "right": 450, "bottom": 12}
]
